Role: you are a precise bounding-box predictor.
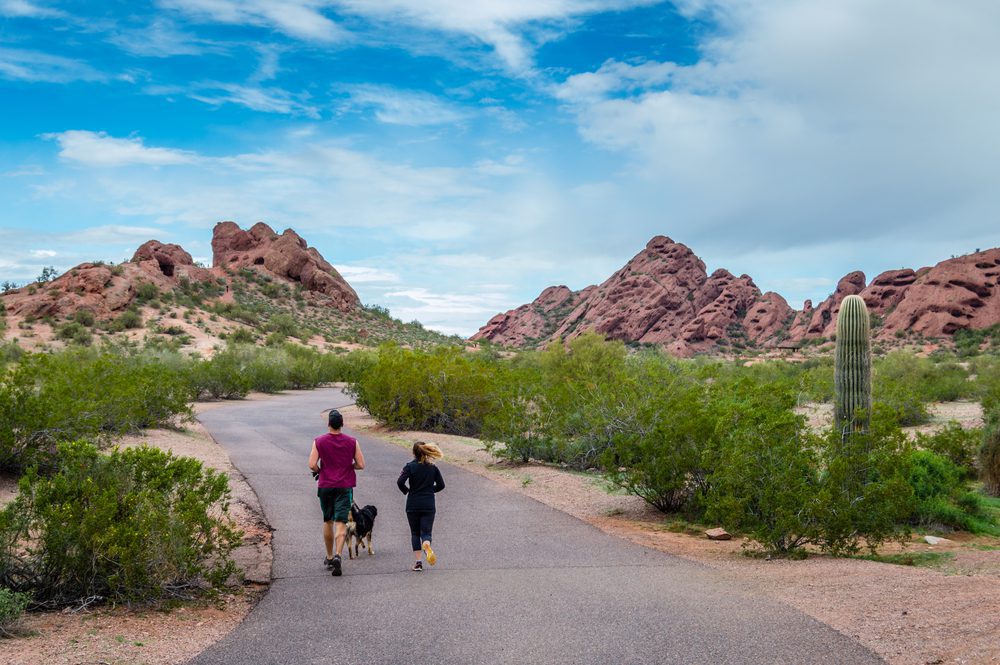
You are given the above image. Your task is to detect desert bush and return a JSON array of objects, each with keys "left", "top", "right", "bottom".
[
  {"left": 874, "top": 379, "right": 930, "bottom": 426},
  {"left": 107, "top": 309, "right": 142, "bottom": 332},
  {"left": 226, "top": 328, "right": 256, "bottom": 345},
  {"left": 915, "top": 422, "right": 981, "bottom": 480},
  {"left": 600, "top": 365, "right": 716, "bottom": 513},
  {"left": 707, "top": 404, "right": 913, "bottom": 557},
  {"left": 134, "top": 282, "right": 159, "bottom": 302},
  {"left": 0, "top": 441, "right": 241, "bottom": 606},
  {"left": 267, "top": 314, "right": 300, "bottom": 338},
  {"left": 190, "top": 349, "right": 254, "bottom": 400},
  {"left": 350, "top": 343, "right": 498, "bottom": 436},
  {"left": 981, "top": 416, "right": 1000, "bottom": 496},
  {"left": 73, "top": 309, "right": 95, "bottom": 327},
  {"left": 0, "top": 587, "right": 29, "bottom": 637},
  {"left": 0, "top": 349, "right": 193, "bottom": 471},
  {"left": 906, "top": 450, "right": 996, "bottom": 533},
  {"left": 706, "top": 412, "right": 822, "bottom": 555},
  {"left": 0, "top": 342, "right": 23, "bottom": 368},
  {"left": 812, "top": 415, "right": 915, "bottom": 555}
]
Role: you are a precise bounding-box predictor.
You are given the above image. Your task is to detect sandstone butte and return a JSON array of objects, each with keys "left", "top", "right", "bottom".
[
  {"left": 472, "top": 236, "right": 1000, "bottom": 355},
  {"left": 1, "top": 221, "right": 359, "bottom": 321}
]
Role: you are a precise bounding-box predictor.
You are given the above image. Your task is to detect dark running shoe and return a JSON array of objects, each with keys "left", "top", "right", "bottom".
[
  {"left": 324, "top": 557, "right": 335, "bottom": 569},
  {"left": 412, "top": 561, "right": 423, "bottom": 572},
  {"left": 331, "top": 555, "right": 342, "bottom": 577}
]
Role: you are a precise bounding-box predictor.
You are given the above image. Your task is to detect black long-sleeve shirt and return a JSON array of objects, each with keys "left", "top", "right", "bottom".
[{"left": 397, "top": 460, "right": 445, "bottom": 512}]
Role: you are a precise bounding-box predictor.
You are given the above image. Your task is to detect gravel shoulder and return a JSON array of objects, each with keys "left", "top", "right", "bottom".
[{"left": 337, "top": 402, "right": 1000, "bottom": 665}]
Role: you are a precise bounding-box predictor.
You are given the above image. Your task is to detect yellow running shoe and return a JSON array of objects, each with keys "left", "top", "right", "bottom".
[{"left": 422, "top": 541, "right": 436, "bottom": 566}]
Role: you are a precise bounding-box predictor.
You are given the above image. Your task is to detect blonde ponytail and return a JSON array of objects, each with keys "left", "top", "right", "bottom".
[{"left": 413, "top": 441, "right": 443, "bottom": 464}]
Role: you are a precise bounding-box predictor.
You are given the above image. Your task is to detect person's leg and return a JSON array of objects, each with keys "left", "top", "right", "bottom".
[
  {"left": 406, "top": 511, "right": 423, "bottom": 568},
  {"left": 323, "top": 520, "right": 334, "bottom": 559},
  {"left": 334, "top": 521, "right": 347, "bottom": 557},
  {"left": 420, "top": 512, "right": 437, "bottom": 565},
  {"left": 330, "top": 488, "right": 352, "bottom": 576}
]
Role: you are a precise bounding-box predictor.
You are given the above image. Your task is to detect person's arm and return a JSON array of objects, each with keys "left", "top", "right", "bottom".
[
  {"left": 353, "top": 442, "right": 365, "bottom": 470},
  {"left": 308, "top": 442, "right": 320, "bottom": 473},
  {"left": 433, "top": 466, "right": 445, "bottom": 492},
  {"left": 397, "top": 465, "right": 410, "bottom": 494}
]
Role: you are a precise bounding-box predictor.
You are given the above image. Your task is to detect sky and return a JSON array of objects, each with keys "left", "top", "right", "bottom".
[{"left": 2, "top": 1, "right": 999, "bottom": 337}]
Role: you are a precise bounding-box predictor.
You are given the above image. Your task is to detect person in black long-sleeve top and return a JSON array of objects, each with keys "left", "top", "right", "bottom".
[{"left": 397, "top": 442, "right": 445, "bottom": 571}]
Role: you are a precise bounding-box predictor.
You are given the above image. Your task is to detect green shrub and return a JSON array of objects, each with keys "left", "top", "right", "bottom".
[
  {"left": 0, "top": 587, "right": 30, "bottom": 637},
  {"left": 600, "top": 368, "right": 716, "bottom": 513},
  {"left": 980, "top": 417, "right": 1000, "bottom": 496},
  {"left": 707, "top": 406, "right": 913, "bottom": 557},
  {"left": 0, "top": 441, "right": 241, "bottom": 606},
  {"left": 267, "top": 314, "right": 299, "bottom": 338},
  {"left": 350, "top": 343, "right": 498, "bottom": 436},
  {"left": 226, "top": 328, "right": 256, "bottom": 345},
  {"left": 134, "top": 282, "right": 159, "bottom": 302},
  {"left": 915, "top": 422, "right": 981, "bottom": 480},
  {"left": 0, "top": 349, "right": 193, "bottom": 471},
  {"left": 906, "top": 450, "right": 997, "bottom": 533},
  {"left": 107, "top": 309, "right": 142, "bottom": 332},
  {"left": 706, "top": 414, "right": 821, "bottom": 555},
  {"left": 73, "top": 309, "right": 95, "bottom": 327}
]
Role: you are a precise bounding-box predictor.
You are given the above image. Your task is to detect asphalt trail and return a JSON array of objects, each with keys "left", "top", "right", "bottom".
[{"left": 190, "top": 388, "right": 882, "bottom": 665}]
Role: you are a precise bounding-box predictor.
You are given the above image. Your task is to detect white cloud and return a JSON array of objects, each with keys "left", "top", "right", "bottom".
[
  {"left": 44, "top": 131, "right": 200, "bottom": 166},
  {"left": 188, "top": 82, "right": 320, "bottom": 117},
  {"left": 341, "top": 84, "right": 468, "bottom": 126},
  {"left": 556, "top": 59, "right": 677, "bottom": 102},
  {"left": 0, "top": 0, "right": 63, "bottom": 18},
  {"left": 381, "top": 286, "right": 511, "bottom": 335},
  {"left": 109, "top": 18, "right": 214, "bottom": 57},
  {"left": 2, "top": 165, "right": 45, "bottom": 177},
  {"left": 333, "top": 0, "right": 662, "bottom": 73},
  {"left": 555, "top": 0, "right": 1000, "bottom": 256},
  {"left": 0, "top": 47, "right": 104, "bottom": 83},
  {"left": 29, "top": 249, "right": 57, "bottom": 258},
  {"left": 337, "top": 265, "right": 400, "bottom": 283},
  {"left": 159, "top": 0, "right": 347, "bottom": 42}
]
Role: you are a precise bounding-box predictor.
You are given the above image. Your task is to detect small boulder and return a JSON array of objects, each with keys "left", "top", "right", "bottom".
[
  {"left": 923, "top": 535, "right": 954, "bottom": 546},
  {"left": 705, "top": 527, "right": 732, "bottom": 541}
]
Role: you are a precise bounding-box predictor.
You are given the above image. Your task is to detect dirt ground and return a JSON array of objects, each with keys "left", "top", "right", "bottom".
[
  {"left": 337, "top": 402, "right": 1000, "bottom": 665},
  {"left": 0, "top": 398, "right": 274, "bottom": 665}
]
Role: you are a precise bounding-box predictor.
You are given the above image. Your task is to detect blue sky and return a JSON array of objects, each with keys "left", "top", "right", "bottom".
[{"left": 2, "top": 1, "right": 999, "bottom": 336}]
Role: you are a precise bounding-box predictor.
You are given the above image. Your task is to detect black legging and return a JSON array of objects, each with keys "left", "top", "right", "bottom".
[{"left": 406, "top": 510, "right": 435, "bottom": 551}]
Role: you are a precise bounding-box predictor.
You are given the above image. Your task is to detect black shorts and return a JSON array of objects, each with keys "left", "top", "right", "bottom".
[{"left": 317, "top": 487, "right": 353, "bottom": 522}]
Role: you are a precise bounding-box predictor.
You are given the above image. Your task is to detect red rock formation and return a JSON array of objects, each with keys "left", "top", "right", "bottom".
[
  {"left": 212, "top": 221, "right": 358, "bottom": 311},
  {"left": 471, "top": 286, "right": 578, "bottom": 346},
  {"left": 475, "top": 236, "right": 791, "bottom": 352},
  {"left": 878, "top": 249, "right": 1000, "bottom": 337},
  {"left": 3, "top": 223, "right": 361, "bottom": 324},
  {"left": 804, "top": 271, "right": 866, "bottom": 338},
  {"left": 474, "top": 239, "right": 1000, "bottom": 353},
  {"left": 743, "top": 292, "right": 795, "bottom": 345}
]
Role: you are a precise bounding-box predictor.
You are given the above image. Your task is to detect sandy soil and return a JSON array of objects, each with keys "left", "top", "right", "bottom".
[
  {"left": 0, "top": 399, "right": 274, "bottom": 665},
  {"left": 338, "top": 402, "right": 1000, "bottom": 665}
]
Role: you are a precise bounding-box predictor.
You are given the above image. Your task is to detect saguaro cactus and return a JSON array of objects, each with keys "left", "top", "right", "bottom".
[{"left": 834, "top": 294, "right": 872, "bottom": 435}]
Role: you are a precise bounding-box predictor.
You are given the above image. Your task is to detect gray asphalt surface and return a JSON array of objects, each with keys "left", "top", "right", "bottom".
[{"left": 190, "top": 388, "right": 882, "bottom": 665}]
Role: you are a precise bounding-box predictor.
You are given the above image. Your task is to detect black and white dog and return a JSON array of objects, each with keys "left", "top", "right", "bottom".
[{"left": 345, "top": 503, "right": 377, "bottom": 559}]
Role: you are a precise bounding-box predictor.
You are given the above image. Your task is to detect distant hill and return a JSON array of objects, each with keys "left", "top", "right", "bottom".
[
  {"left": 1, "top": 221, "right": 458, "bottom": 354},
  {"left": 472, "top": 236, "right": 1000, "bottom": 355}
]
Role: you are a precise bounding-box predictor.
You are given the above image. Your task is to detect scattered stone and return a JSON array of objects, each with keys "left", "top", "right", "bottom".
[
  {"left": 705, "top": 527, "right": 732, "bottom": 541},
  {"left": 924, "top": 536, "right": 954, "bottom": 546}
]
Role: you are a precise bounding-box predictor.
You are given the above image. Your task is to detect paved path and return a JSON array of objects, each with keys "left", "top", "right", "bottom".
[{"left": 190, "top": 388, "right": 882, "bottom": 665}]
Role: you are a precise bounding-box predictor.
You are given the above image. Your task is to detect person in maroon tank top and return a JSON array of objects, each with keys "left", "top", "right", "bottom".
[{"left": 308, "top": 409, "right": 365, "bottom": 577}]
